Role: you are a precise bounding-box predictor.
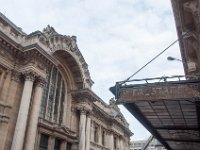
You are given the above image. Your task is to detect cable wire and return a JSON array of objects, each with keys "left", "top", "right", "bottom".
[{"left": 121, "top": 32, "right": 188, "bottom": 84}]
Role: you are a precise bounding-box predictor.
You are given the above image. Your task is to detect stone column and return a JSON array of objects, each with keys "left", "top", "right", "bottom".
[
  {"left": 109, "top": 133, "right": 114, "bottom": 150},
  {"left": 79, "top": 109, "right": 86, "bottom": 150},
  {"left": 24, "top": 77, "right": 45, "bottom": 150},
  {"left": 11, "top": 72, "right": 35, "bottom": 150},
  {"left": 85, "top": 114, "right": 91, "bottom": 150}
]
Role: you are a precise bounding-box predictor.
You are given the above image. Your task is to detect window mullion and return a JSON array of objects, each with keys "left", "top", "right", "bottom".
[
  {"left": 56, "top": 79, "right": 63, "bottom": 123},
  {"left": 59, "top": 81, "right": 65, "bottom": 124},
  {"left": 45, "top": 67, "right": 53, "bottom": 120},
  {"left": 51, "top": 69, "right": 59, "bottom": 122}
]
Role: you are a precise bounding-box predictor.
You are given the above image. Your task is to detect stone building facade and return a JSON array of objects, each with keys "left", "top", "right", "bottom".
[{"left": 0, "top": 13, "right": 132, "bottom": 150}]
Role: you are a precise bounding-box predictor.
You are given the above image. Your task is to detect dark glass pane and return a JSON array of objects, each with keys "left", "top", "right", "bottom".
[
  {"left": 114, "top": 137, "right": 117, "bottom": 149},
  {"left": 94, "top": 127, "right": 98, "bottom": 143},
  {"left": 59, "top": 80, "right": 65, "bottom": 124},
  {"left": 54, "top": 72, "right": 62, "bottom": 122},
  {"left": 47, "top": 66, "right": 57, "bottom": 120},
  {"left": 39, "top": 65, "right": 66, "bottom": 123},
  {"left": 66, "top": 143, "right": 72, "bottom": 150},
  {"left": 102, "top": 131, "right": 105, "bottom": 145},
  {"left": 54, "top": 138, "right": 61, "bottom": 150},
  {"left": 39, "top": 134, "right": 48, "bottom": 150},
  {"left": 40, "top": 68, "right": 51, "bottom": 117}
]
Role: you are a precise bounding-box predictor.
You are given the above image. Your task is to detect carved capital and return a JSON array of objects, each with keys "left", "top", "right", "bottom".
[
  {"left": 23, "top": 71, "right": 36, "bottom": 81},
  {"left": 79, "top": 108, "right": 87, "bottom": 115},
  {"left": 35, "top": 76, "right": 46, "bottom": 88},
  {"left": 76, "top": 103, "right": 92, "bottom": 115}
]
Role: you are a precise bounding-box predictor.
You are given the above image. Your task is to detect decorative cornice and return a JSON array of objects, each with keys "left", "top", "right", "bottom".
[{"left": 71, "top": 89, "right": 99, "bottom": 102}]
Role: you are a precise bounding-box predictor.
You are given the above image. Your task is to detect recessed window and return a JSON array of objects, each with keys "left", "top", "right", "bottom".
[
  {"left": 39, "top": 134, "right": 49, "bottom": 150},
  {"left": 54, "top": 138, "right": 61, "bottom": 150},
  {"left": 40, "top": 66, "right": 66, "bottom": 124},
  {"left": 66, "top": 142, "right": 72, "bottom": 150},
  {"left": 102, "top": 130, "right": 105, "bottom": 146},
  {"left": 94, "top": 126, "right": 98, "bottom": 143},
  {"left": 114, "top": 136, "right": 117, "bottom": 150}
]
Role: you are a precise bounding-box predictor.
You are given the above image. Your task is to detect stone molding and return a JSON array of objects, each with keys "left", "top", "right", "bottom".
[
  {"left": 71, "top": 89, "right": 98, "bottom": 102},
  {"left": 38, "top": 118, "right": 78, "bottom": 139}
]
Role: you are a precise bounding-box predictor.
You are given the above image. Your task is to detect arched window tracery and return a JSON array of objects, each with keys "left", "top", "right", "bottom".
[{"left": 40, "top": 66, "right": 66, "bottom": 124}]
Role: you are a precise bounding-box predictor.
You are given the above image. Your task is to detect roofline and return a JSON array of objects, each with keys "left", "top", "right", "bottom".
[{"left": 0, "top": 12, "right": 26, "bottom": 35}]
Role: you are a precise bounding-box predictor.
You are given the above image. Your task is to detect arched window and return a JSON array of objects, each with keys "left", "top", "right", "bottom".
[{"left": 40, "top": 66, "right": 66, "bottom": 124}]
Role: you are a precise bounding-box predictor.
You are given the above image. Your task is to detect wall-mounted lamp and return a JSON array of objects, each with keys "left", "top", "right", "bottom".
[{"left": 167, "top": 56, "right": 182, "bottom": 62}]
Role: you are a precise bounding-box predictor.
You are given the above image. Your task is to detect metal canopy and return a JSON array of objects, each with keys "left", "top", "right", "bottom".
[{"left": 110, "top": 76, "right": 200, "bottom": 150}]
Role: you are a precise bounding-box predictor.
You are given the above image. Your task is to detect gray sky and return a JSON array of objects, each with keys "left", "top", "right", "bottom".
[{"left": 1, "top": 0, "right": 184, "bottom": 140}]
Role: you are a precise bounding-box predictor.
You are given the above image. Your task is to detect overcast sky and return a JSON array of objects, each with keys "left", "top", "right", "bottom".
[{"left": 1, "top": 0, "right": 184, "bottom": 140}]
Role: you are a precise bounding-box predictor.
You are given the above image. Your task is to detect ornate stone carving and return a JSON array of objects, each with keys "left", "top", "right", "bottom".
[
  {"left": 76, "top": 102, "right": 92, "bottom": 115},
  {"left": 183, "top": 1, "right": 199, "bottom": 17},
  {"left": 43, "top": 25, "right": 58, "bottom": 37},
  {"left": 71, "top": 89, "right": 97, "bottom": 102},
  {"left": 11, "top": 71, "right": 21, "bottom": 82},
  {"left": 23, "top": 71, "right": 36, "bottom": 81},
  {"left": 70, "top": 36, "right": 78, "bottom": 51},
  {"left": 35, "top": 76, "right": 46, "bottom": 87}
]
